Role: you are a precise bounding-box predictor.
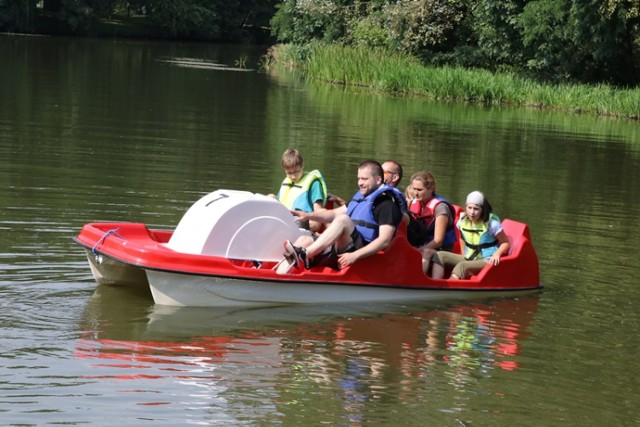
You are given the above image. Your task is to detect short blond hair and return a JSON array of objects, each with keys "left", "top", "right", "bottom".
[{"left": 281, "top": 148, "right": 304, "bottom": 169}]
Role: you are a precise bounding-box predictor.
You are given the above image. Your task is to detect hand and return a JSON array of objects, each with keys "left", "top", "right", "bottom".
[
  {"left": 338, "top": 251, "right": 359, "bottom": 268},
  {"left": 290, "top": 210, "right": 308, "bottom": 223},
  {"left": 488, "top": 254, "right": 501, "bottom": 266}
]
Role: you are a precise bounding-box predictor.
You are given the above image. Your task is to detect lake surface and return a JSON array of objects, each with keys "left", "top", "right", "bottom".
[{"left": 1, "top": 34, "right": 639, "bottom": 425}]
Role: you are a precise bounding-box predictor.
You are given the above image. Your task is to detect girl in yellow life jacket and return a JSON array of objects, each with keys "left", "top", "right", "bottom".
[{"left": 430, "top": 191, "right": 510, "bottom": 280}]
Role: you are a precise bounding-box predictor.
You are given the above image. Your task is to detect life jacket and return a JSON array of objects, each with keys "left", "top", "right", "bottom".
[
  {"left": 458, "top": 213, "right": 501, "bottom": 260},
  {"left": 278, "top": 169, "right": 328, "bottom": 212},
  {"left": 346, "top": 185, "right": 404, "bottom": 243},
  {"left": 392, "top": 185, "right": 408, "bottom": 214},
  {"left": 408, "top": 193, "right": 457, "bottom": 248}
]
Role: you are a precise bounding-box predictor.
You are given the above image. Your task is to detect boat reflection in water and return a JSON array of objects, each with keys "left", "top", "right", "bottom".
[{"left": 76, "top": 285, "right": 540, "bottom": 414}]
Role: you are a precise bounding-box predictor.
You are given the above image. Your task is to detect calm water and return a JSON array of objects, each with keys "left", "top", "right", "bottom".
[{"left": 1, "top": 34, "right": 639, "bottom": 425}]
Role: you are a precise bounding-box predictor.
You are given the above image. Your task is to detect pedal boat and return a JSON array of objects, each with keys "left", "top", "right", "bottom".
[{"left": 74, "top": 189, "right": 542, "bottom": 307}]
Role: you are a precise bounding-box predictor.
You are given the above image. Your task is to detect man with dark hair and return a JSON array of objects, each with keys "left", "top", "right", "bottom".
[{"left": 282, "top": 160, "right": 404, "bottom": 271}]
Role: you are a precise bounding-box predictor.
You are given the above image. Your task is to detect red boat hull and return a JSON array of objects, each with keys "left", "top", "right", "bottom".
[{"left": 74, "top": 189, "right": 541, "bottom": 306}]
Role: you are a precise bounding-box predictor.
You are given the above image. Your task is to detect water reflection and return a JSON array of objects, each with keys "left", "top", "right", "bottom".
[
  {"left": 77, "top": 286, "right": 539, "bottom": 419},
  {"left": 3, "top": 34, "right": 638, "bottom": 423}
]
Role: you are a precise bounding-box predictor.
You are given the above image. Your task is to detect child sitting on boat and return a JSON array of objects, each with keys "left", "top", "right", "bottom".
[
  {"left": 271, "top": 148, "right": 329, "bottom": 233},
  {"left": 430, "top": 191, "right": 510, "bottom": 280}
]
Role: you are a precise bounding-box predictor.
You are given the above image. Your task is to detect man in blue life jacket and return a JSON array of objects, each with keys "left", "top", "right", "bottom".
[
  {"left": 283, "top": 160, "right": 404, "bottom": 271},
  {"left": 327, "top": 159, "right": 405, "bottom": 212}
]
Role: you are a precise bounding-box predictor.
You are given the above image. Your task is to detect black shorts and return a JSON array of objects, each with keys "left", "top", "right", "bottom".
[{"left": 337, "top": 228, "right": 366, "bottom": 254}]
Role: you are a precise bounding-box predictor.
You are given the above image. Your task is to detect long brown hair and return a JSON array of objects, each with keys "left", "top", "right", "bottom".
[
  {"left": 481, "top": 194, "right": 494, "bottom": 223},
  {"left": 409, "top": 171, "right": 436, "bottom": 193}
]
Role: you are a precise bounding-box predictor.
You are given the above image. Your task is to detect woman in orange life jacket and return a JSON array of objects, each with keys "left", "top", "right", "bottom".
[{"left": 406, "top": 171, "right": 457, "bottom": 275}]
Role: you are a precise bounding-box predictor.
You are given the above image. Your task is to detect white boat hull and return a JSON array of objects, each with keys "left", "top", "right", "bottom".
[
  {"left": 146, "top": 270, "right": 532, "bottom": 308},
  {"left": 84, "top": 250, "right": 148, "bottom": 287}
]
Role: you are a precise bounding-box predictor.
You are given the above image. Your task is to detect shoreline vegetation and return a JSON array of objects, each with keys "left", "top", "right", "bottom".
[{"left": 267, "top": 43, "right": 640, "bottom": 122}]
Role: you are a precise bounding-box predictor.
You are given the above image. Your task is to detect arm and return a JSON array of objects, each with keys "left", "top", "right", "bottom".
[
  {"left": 423, "top": 215, "right": 448, "bottom": 250},
  {"left": 338, "top": 196, "right": 401, "bottom": 267},
  {"left": 292, "top": 204, "right": 347, "bottom": 224},
  {"left": 309, "top": 201, "right": 325, "bottom": 233},
  {"left": 487, "top": 230, "right": 510, "bottom": 265},
  {"left": 338, "top": 224, "right": 396, "bottom": 267},
  {"left": 327, "top": 192, "right": 346, "bottom": 206}
]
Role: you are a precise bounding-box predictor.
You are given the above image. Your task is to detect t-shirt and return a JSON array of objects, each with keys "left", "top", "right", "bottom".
[
  {"left": 308, "top": 179, "right": 325, "bottom": 207},
  {"left": 434, "top": 202, "right": 454, "bottom": 227},
  {"left": 372, "top": 192, "right": 403, "bottom": 228}
]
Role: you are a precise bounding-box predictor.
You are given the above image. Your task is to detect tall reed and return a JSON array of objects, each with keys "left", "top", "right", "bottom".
[{"left": 268, "top": 43, "right": 640, "bottom": 121}]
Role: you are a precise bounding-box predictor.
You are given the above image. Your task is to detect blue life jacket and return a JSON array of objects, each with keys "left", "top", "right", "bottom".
[{"left": 346, "top": 185, "right": 404, "bottom": 243}]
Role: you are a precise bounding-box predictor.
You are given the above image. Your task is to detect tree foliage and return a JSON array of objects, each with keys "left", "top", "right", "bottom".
[
  {"left": 0, "top": 0, "right": 38, "bottom": 32},
  {"left": 1, "top": 0, "right": 278, "bottom": 43},
  {"left": 148, "top": 0, "right": 220, "bottom": 39},
  {"left": 270, "top": 0, "right": 640, "bottom": 86},
  {"left": 515, "top": 0, "right": 640, "bottom": 84},
  {"left": 2, "top": 0, "right": 638, "bottom": 85}
]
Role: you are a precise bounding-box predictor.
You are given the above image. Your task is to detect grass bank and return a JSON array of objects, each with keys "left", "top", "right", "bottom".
[{"left": 268, "top": 43, "right": 640, "bottom": 121}]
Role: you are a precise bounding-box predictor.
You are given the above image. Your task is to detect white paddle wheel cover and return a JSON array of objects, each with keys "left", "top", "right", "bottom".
[{"left": 166, "top": 190, "right": 305, "bottom": 262}]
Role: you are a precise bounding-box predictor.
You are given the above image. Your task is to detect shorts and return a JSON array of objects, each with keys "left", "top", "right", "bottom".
[
  {"left": 433, "top": 251, "right": 488, "bottom": 279},
  {"left": 339, "top": 228, "right": 366, "bottom": 253},
  {"left": 309, "top": 228, "right": 365, "bottom": 271}
]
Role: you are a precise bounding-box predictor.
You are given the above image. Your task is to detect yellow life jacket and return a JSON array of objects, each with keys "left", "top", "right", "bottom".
[
  {"left": 459, "top": 213, "right": 500, "bottom": 260},
  {"left": 278, "top": 169, "right": 328, "bottom": 212}
]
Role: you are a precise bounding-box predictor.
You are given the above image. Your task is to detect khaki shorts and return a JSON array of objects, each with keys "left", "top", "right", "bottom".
[{"left": 433, "top": 251, "right": 488, "bottom": 279}]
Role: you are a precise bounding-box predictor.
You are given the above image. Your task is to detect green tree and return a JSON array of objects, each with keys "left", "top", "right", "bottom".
[
  {"left": 271, "top": 0, "right": 353, "bottom": 44},
  {"left": 382, "top": 0, "right": 467, "bottom": 54},
  {"left": 60, "top": 0, "right": 95, "bottom": 32},
  {"left": 0, "top": 0, "right": 38, "bottom": 31},
  {"left": 519, "top": 0, "right": 640, "bottom": 84},
  {"left": 272, "top": 0, "right": 468, "bottom": 53},
  {"left": 149, "top": 0, "right": 277, "bottom": 41},
  {"left": 570, "top": 0, "right": 640, "bottom": 84},
  {"left": 148, "top": 0, "right": 220, "bottom": 39},
  {"left": 214, "top": 0, "right": 277, "bottom": 42},
  {"left": 469, "top": 0, "right": 527, "bottom": 70},
  {"left": 271, "top": 0, "right": 639, "bottom": 85},
  {"left": 518, "top": 0, "right": 573, "bottom": 80}
]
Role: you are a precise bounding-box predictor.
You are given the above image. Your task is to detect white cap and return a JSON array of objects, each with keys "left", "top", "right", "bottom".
[{"left": 466, "top": 191, "right": 484, "bottom": 206}]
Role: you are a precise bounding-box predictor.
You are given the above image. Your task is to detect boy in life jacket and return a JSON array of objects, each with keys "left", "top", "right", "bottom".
[
  {"left": 273, "top": 148, "right": 328, "bottom": 233},
  {"left": 430, "top": 191, "right": 510, "bottom": 280},
  {"left": 406, "top": 171, "right": 457, "bottom": 275}
]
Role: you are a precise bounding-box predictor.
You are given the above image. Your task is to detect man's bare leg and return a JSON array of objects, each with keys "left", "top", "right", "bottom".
[{"left": 303, "top": 214, "right": 354, "bottom": 258}]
